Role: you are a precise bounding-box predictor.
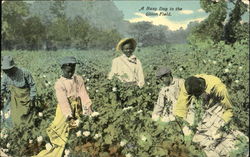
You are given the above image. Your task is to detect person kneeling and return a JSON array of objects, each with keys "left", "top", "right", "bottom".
[{"left": 152, "top": 67, "right": 184, "bottom": 122}]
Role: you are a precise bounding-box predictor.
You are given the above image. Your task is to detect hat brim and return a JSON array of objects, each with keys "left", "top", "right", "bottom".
[
  {"left": 116, "top": 38, "right": 137, "bottom": 51},
  {"left": 2, "top": 65, "right": 15, "bottom": 70},
  {"left": 61, "top": 62, "right": 78, "bottom": 66}
]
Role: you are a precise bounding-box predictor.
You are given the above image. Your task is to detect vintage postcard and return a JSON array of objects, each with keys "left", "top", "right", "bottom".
[{"left": 1, "top": 0, "right": 249, "bottom": 156}]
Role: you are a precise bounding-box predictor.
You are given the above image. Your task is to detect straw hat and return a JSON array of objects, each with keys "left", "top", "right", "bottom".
[
  {"left": 1, "top": 56, "right": 15, "bottom": 70},
  {"left": 116, "top": 38, "right": 137, "bottom": 51}
]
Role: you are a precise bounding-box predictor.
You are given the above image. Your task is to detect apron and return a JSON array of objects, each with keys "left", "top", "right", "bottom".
[
  {"left": 9, "top": 85, "right": 33, "bottom": 127},
  {"left": 33, "top": 97, "right": 82, "bottom": 157}
]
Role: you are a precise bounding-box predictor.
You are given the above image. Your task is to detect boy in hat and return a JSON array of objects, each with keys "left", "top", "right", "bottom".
[
  {"left": 33, "top": 56, "right": 92, "bottom": 157},
  {"left": 152, "top": 67, "right": 184, "bottom": 122},
  {"left": 1, "top": 56, "right": 36, "bottom": 127},
  {"left": 108, "top": 38, "right": 145, "bottom": 87}
]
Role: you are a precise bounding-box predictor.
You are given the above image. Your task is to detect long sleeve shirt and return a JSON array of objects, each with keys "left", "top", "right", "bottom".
[
  {"left": 173, "top": 74, "right": 233, "bottom": 123},
  {"left": 54, "top": 74, "right": 92, "bottom": 118},
  {"left": 108, "top": 54, "right": 145, "bottom": 87},
  {"left": 1, "top": 68, "right": 36, "bottom": 99},
  {"left": 152, "top": 78, "right": 184, "bottom": 120}
]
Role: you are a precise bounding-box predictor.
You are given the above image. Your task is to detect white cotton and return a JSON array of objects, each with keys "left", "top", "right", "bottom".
[
  {"left": 45, "top": 143, "right": 52, "bottom": 151},
  {"left": 126, "top": 153, "right": 133, "bottom": 157},
  {"left": 75, "top": 119, "right": 80, "bottom": 127},
  {"left": 94, "top": 133, "right": 101, "bottom": 139},
  {"left": 120, "top": 140, "right": 127, "bottom": 147},
  {"left": 182, "top": 126, "right": 192, "bottom": 136},
  {"left": 82, "top": 131, "right": 90, "bottom": 137},
  {"left": 91, "top": 112, "right": 100, "bottom": 117},
  {"left": 123, "top": 106, "right": 133, "bottom": 111},
  {"left": 112, "top": 87, "right": 117, "bottom": 92},
  {"left": 4, "top": 111, "right": 10, "bottom": 119},
  {"left": 141, "top": 135, "right": 147, "bottom": 141},
  {"left": 38, "top": 112, "right": 43, "bottom": 117},
  {"left": 64, "top": 149, "right": 70, "bottom": 155},
  {"left": 76, "top": 131, "right": 82, "bottom": 137},
  {"left": 137, "top": 110, "right": 143, "bottom": 114},
  {"left": 37, "top": 136, "right": 43, "bottom": 143}
]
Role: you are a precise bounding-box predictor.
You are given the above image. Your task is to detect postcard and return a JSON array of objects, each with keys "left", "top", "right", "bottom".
[{"left": 1, "top": 0, "right": 249, "bottom": 156}]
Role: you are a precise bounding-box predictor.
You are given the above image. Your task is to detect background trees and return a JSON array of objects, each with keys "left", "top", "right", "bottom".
[
  {"left": 1, "top": 0, "right": 248, "bottom": 50},
  {"left": 189, "top": 0, "right": 249, "bottom": 44}
]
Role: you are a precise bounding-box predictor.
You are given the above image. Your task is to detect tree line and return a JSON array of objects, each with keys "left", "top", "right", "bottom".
[
  {"left": 2, "top": 1, "right": 122, "bottom": 50},
  {"left": 1, "top": 0, "right": 248, "bottom": 51},
  {"left": 188, "top": 0, "right": 249, "bottom": 45}
]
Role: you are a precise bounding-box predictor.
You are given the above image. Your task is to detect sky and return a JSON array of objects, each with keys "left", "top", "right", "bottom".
[{"left": 114, "top": 1, "right": 249, "bottom": 31}]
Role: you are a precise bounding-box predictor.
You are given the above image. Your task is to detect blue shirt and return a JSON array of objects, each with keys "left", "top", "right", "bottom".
[{"left": 1, "top": 67, "right": 36, "bottom": 99}]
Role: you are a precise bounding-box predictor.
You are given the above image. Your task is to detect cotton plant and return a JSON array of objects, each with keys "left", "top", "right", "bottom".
[
  {"left": 1, "top": 40, "right": 248, "bottom": 156},
  {"left": 82, "top": 131, "right": 91, "bottom": 137},
  {"left": 45, "top": 143, "right": 53, "bottom": 151}
]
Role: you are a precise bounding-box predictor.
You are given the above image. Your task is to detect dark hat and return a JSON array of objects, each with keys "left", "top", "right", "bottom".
[
  {"left": 116, "top": 38, "right": 137, "bottom": 51},
  {"left": 1, "top": 56, "right": 15, "bottom": 70},
  {"left": 156, "top": 67, "right": 172, "bottom": 77},
  {"left": 60, "top": 56, "right": 78, "bottom": 66}
]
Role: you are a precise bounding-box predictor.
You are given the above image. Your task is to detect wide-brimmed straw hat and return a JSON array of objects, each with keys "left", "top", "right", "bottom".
[
  {"left": 1, "top": 56, "right": 15, "bottom": 70},
  {"left": 116, "top": 38, "right": 137, "bottom": 51}
]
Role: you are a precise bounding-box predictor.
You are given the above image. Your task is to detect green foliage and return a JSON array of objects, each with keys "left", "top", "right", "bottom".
[
  {"left": 223, "top": 0, "right": 248, "bottom": 44},
  {"left": 189, "top": 0, "right": 227, "bottom": 43},
  {"left": 128, "top": 22, "right": 172, "bottom": 47},
  {"left": 229, "top": 135, "right": 249, "bottom": 157},
  {"left": 190, "top": 0, "right": 248, "bottom": 45},
  {"left": 1, "top": 1, "right": 30, "bottom": 50},
  {"left": 1, "top": 1, "right": 123, "bottom": 51},
  {"left": 23, "top": 16, "right": 46, "bottom": 50},
  {"left": 0, "top": 40, "right": 249, "bottom": 156},
  {"left": 1, "top": 1, "right": 199, "bottom": 50}
]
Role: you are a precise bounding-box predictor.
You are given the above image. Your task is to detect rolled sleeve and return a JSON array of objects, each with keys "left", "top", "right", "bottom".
[
  {"left": 78, "top": 76, "right": 92, "bottom": 109},
  {"left": 137, "top": 60, "right": 145, "bottom": 87},
  {"left": 173, "top": 84, "right": 189, "bottom": 118},
  {"left": 25, "top": 71, "right": 37, "bottom": 99},
  {"left": 54, "top": 82, "right": 72, "bottom": 118},
  {"left": 1, "top": 75, "right": 8, "bottom": 95},
  {"left": 152, "top": 89, "right": 165, "bottom": 119},
  {"left": 108, "top": 59, "right": 118, "bottom": 80},
  {"left": 213, "top": 83, "right": 233, "bottom": 122}
]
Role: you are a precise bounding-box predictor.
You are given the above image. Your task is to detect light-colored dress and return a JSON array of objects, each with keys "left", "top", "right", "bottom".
[{"left": 33, "top": 75, "right": 91, "bottom": 157}]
